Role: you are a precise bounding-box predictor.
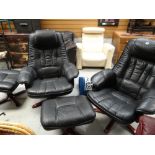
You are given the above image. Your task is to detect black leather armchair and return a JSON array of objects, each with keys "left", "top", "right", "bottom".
[
  {"left": 88, "top": 38, "right": 155, "bottom": 134},
  {"left": 18, "top": 30, "right": 79, "bottom": 108}
]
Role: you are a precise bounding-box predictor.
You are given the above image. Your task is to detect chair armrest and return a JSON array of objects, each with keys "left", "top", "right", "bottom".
[
  {"left": 91, "top": 69, "right": 116, "bottom": 90},
  {"left": 18, "top": 67, "right": 37, "bottom": 86},
  {"left": 76, "top": 43, "right": 83, "bottom": 69},
  {"left": 63, "top": 62, "right": 79, "bottom": 81},
  {"left": 103, "top": 43, "right": 115, "bottom": 69},
  {"left": 136, "top": 88, "right": 155, "bottom": 114}
]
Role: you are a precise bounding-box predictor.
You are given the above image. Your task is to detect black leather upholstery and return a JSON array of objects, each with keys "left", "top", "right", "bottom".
[
  {"left": 32, "top": 30, "right": 60, "bottom": 50},
  {"left": 0, "top": 69, "right": 19, "bottom": 92},
  {"left": 41, "top": 96, "right": 96, "bottom": 130},
  {"left": 18, "top": 30, "right": 78, "bottom": 97},
  {"left": 88, "top": 38, "right": 155, "bottom": 124},
  {"left": 27, "top": 77, "right": 73, "bottom": 97},
  {"left": 91, "top": 69, "right": 116, "bottom": 90},
  {"left": 88, "top": 89, "right": 137, "bottom": 124}
]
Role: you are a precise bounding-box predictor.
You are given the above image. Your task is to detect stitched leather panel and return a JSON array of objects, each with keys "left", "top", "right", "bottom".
[
  {"left": 27, "top": 77, "right": 73, "bottom": 97},
  {"left": 0, "top": 70, "right": 19, "bottom": 92},
  {"left": 88, "top": 89, "right": 137, "bottom": 124},
  {"left": 37, "top": 66, "right": 61, "bottom": 78},
  {"left": 113, "top": 39, "right": 155, "bottom": 99},
  {"left": 28, "top": 31, "right": 68, "bottom": 78},
  {"left": 41, "top": 96, "right": 96, "bottom": 129}
]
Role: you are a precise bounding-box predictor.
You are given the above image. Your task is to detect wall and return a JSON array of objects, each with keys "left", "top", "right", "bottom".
[
  {"left": 0, "top": 19, "right": 129, "bottom": 38},
  {"left": 41, "top": 19, "right": 128, "bottom": 38}
]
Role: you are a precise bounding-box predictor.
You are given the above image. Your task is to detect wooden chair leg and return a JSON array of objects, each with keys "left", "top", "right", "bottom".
[
  {"left": 9, "top": 94, "right": 20, "bottom": 107},
  {"left": 32, "top": 98, "right": 54, "bottom": 108},
  {"left": 104, "top": 119, "right": 115, "bottom": 134},
  {"left": 62, "top": 128, "right": 80, "bottom": 135},
  {"left": 94, "top": 108, "right": 103, "bottom": 113},
  {"left": 5, "top": 59, "right": 10, "bottom": 70},
  {"left": 32, "top": 101, "right": 43, "bottom": 108},
  {"left": 126, "top": 125, "right": 135, "bottom": 135}
]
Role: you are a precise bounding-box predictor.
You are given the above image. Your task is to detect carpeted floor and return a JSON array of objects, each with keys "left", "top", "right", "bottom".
[{"left": 0, "top": 68, "right": 138, "bottom": 135}]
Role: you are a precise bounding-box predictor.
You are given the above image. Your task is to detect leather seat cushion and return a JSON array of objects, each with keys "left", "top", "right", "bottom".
[
  {"left": 41, "top": 96, "right": 96, "bottom": 130},
  {"left": 0, "top": 70, "right": 19, "bottom": 92},
  {"left": 27, "top": 77, "right": 73, "bottom": 97},
  {"left": 88, "top": 88, "right": 137, "bottom": 124}
]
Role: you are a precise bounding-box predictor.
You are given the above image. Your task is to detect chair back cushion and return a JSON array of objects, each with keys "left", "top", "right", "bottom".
[
  {"left": 82, "top": 27, "right": 104, "bottom": 53},
  {"left": 113, "top": 38, "right": 155, "bottom": 99},
  {"left": 28, "top": 30, "right": 68, "bottom": 78},
  {"left": 31, "top": 30, "right": 60, "bottom": 50}
]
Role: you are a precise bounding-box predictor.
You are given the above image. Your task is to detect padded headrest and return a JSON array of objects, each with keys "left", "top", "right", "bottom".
[
  {"left": 129, "top": 38, "right": 155, "bottom": 62},
  {"left": 82, "top": 27, "right": 105, "bottom": 34},
  {"left": 31, "top": 30, "right": 60, "bottom": 49}
]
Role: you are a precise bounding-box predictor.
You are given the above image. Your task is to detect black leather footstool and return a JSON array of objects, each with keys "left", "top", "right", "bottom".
[
  {"left": 41, "top": 96, "right": 96, "bottom": 134},
  {"left": 0, "top": 70, "right": 25, "bottom": 106}
]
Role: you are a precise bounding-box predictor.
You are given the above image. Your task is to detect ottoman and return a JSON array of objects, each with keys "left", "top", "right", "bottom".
[
  {"left": 0, "top": 69, "right": 25, "bottom": 106},
  {"left": 41, "top": 96, "right": 96, "bottom": 133}
]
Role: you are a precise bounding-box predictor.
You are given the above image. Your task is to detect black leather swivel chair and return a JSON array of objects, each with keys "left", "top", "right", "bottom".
[
  {"left": 88, "top": 38, "right": 155, "bottom": 134},
  {"left": 18, "top": 30, "right": 79, "bottom": 108}
]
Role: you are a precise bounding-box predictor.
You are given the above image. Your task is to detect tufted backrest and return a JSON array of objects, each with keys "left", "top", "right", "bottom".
[
  {"left": 28, "top": 30, "right": 68, "bottom": 79},
  {"left": 113, "top": 38, "right": 155, "bottom": 99}
]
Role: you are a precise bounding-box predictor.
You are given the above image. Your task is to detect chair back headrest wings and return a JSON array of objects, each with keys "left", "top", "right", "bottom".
[{"left": 30, "top": 30, "right": 60, "bottom": 50}]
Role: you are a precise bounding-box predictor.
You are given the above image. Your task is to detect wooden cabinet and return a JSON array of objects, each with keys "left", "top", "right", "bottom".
[
  {"left": 1, "top": 32, "right": 29, "bottom": 68},
  {"left": 112, "top": 31, "right": 155, "bottom": 63}
]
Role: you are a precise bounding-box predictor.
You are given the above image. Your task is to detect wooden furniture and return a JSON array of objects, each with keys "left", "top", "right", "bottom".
[
  {"left": 112, "top": 31, "right": 155, "bottom": 63},
  {"left": 0, "top": 121, "right": 35, "bottom": 135},
  {"left": 0, "top": 19, "right": 13, "bottom": 32},
  {"left": 0, "top": 32, "right": 11, "bottom": 69},
  {"left": 127, "top": 19, "right": 155, "bottom": 34},
  {"left": 0, "top": 32, "right": 29, "bottom": 68}
]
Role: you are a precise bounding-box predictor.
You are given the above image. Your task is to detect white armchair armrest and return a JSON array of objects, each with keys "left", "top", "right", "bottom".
[
  {"left": 103, "top": 43, "right": 115, "bottom": 69},
  {"left": 76, "top": 43, "right": 83, "bottom": 69}
]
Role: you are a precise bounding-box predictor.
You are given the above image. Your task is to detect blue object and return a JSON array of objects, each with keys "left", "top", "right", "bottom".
[
  {"left": 79, "top": 77, "right": 86, "bottom": 95},
  {"left": 79, "top": 77, "right": 93, "bottom": 95}
]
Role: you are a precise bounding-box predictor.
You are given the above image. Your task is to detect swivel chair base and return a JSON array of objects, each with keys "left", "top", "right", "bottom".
[
  {"left": 94, "top": 108, "right": 136, "bottom": 135},
  {"left": 0, "top": 90, "right": 26, "bottom": 107},
  {"left": 62, "top": 128, "right": 80, "bottom": 135}
]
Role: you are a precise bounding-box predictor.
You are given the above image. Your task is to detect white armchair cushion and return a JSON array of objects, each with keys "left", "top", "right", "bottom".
[
  {"left": 82, "top": 52, "right": 106, "bottom": 61},
  {"left": 82, "top": 52, "right": 106, "bottom": 67}
]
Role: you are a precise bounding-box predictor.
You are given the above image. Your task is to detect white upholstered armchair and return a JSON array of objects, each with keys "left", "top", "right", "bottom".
[{"left": 76, "top": 27, "right": 115, "bottom": 69}]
